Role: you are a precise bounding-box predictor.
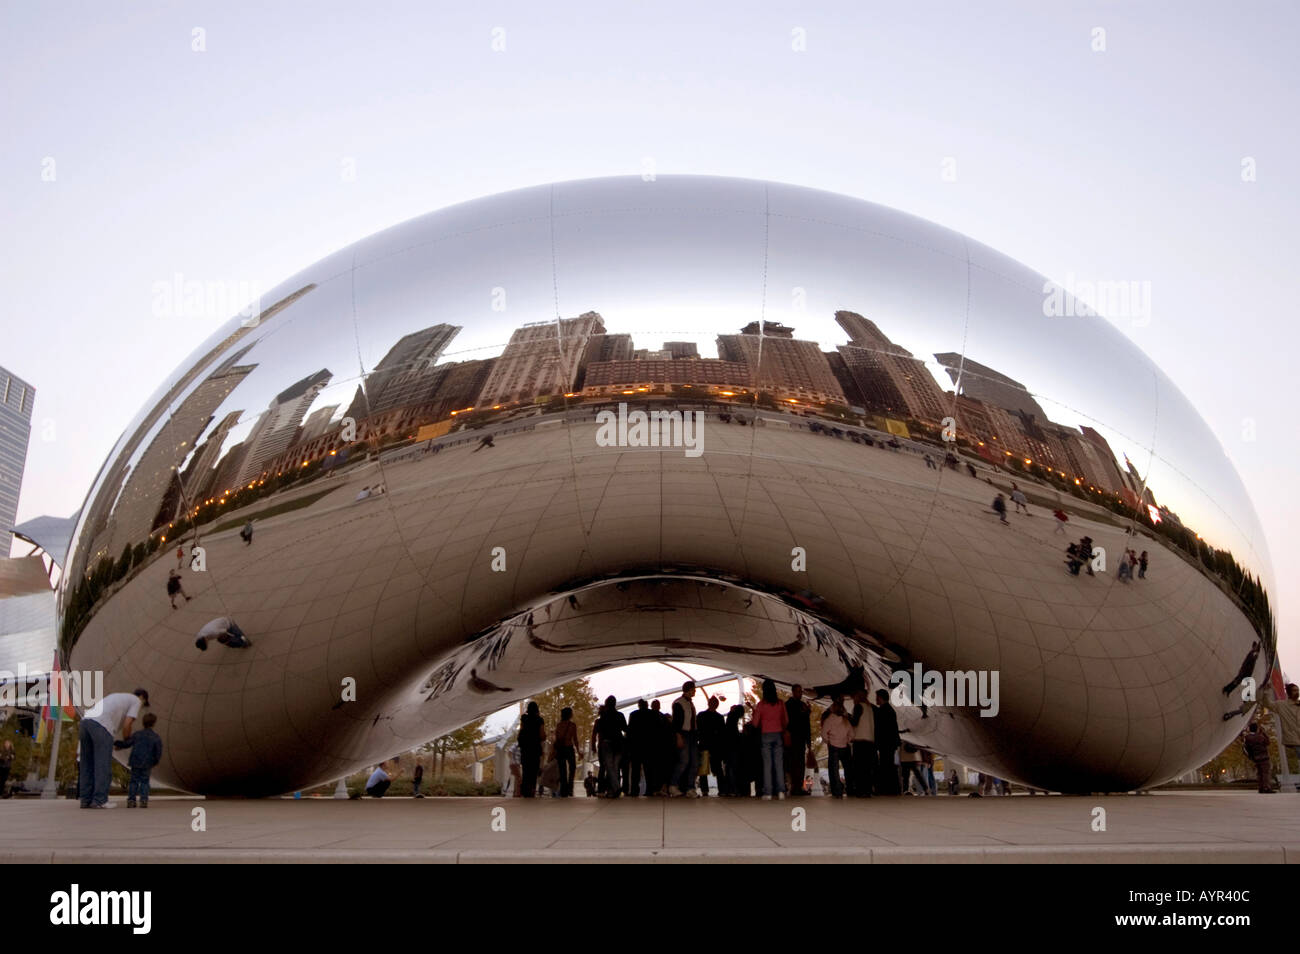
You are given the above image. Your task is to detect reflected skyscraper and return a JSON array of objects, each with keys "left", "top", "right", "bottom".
[
  {"left": 0, "top": 367, "right": 34, "bottom": 536},
  {"left": 56, "top": 176, "right": 1275, "bottom": 797}
]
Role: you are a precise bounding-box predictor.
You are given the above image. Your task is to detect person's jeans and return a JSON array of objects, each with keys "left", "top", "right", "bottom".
[
  {"left": 673, "top": 733, "right": 698, "bottom": 792},
  {"left": 827, "top": 745, "right": 852, "bottom": 797},
  {"left": 759, "top": 732, "right": 785, "bottom": 796},
  {"left": 412, "top": 778, "right": 422, "bottom": 796},
  {"left": 78, "top": 720, "right": 114, "bottom": 807},
  {"left": 128, "top": 768, "right": 151, "bottom": 802},
  {"left": 902, "top": 762, "right": 926, "bottom": 794},
  {"left": 598, "top": 742, "right": 621, "bottom": 796},
  {"left": 923, "top": 764, "right": 937, "bottom": 796},
  {"left": 555, "top": 745, "right": 576, "bottom": 797},
  {"left": 850, "top": 741, "right": 875, "bottom": 796},
  {"left": 366, "top": 779, "right": 391, "bottom": 797},
  {"left": 1254, "top": 758, "right": 1273, "bottom": 793},
  {"left": 626, "top": 746, "right": 649, "bottom": 796}
]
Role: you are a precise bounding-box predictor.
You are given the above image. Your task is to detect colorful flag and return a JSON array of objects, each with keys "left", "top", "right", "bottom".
[{"left": 41, "top": 652, "right": 77, "bottom": 724}]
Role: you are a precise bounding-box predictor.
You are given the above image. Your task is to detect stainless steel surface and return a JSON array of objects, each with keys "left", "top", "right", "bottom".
[{"left": 59, "top": 176, "right": 1274, "bottom": 794}]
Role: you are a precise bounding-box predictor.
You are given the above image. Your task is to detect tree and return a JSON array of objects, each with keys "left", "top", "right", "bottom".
[
  {"left": 530, "top": 678, "right": 600, "bottom": 752},
  {"left": 423, "top": 717, "right": 488, "bottom": 778}
]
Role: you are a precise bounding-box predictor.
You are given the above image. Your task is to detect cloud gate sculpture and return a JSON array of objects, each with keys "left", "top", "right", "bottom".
[{"left": 59, "top": 176, "right": 1275, "bottom": 795}]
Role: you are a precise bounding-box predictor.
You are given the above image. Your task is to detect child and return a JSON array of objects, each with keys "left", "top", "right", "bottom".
[
  {"left": 115, "top": 712, "right": 163, "bottom": 807},
  {"left": 412, "top": 761, "right": 424, "bottom": 798}
]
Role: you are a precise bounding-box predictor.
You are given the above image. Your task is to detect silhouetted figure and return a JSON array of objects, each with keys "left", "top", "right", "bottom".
[
  {"left": 784, "top": 684, "right": 812, "bottom": 795},
  {"left": 1138, "top": 550, "right": 1148, "bottom": 579},
  {"left": 696, "top": 696, "right": 726, "bottom": 795},
  {"left": 240, "top": 520, "right": 254, "bottom": 545},
  {"left": 873, "top": 689, "right": 901, "bottom": 795},
  {"left": 992, "top": 494, "right": 1008, "bottom": 524},
  {"left": 472, "top": 433, "right": 495, "bottom": 452},
  {"left": 719, "top": 704, "right": 745, "bottom": 796},
  {"left": 518, "top": 701, "right": 546, "bottom": 798},
  {"left": 166, "top": 569, "right": 191, "bottom": 609},
  {"left": 553, "top": 707, "right": 578, "bottom": 797},
  {"left": 593, "top": 696, "right": 627, "bottom": 798},
  {"left": 1079, "top": 537, "right": 1095, "bottom": 576},
  {"left": 1241, "top": 722, "right": 1274, "bottom": 793},
  {"left": 1223, "top": 641, "right": 1261, "bottom": 697},
  {"left": 849, "top": 689, "right": 876, "bottom": 797},
  {"left": 626, "top": 699, "right": 654, "bottom": 796}
]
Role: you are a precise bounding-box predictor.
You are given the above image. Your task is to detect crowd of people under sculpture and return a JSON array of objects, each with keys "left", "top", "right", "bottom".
[{"left": 504, "top": 679, "right": 1015, "bottom": 800}]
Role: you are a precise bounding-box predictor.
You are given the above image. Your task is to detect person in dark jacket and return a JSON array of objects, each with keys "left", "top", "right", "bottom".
[
  {"left": 625, "top": 699, "right": 654, "bottom": 796},
  {"left": 115, "top": 711, "right": 163, "bottom": 807},
  {"left": 1223, "top": 641, "right": 1261, "bottom": 697},
  {"left": 873, "top": 689, "right": 901, "bottom": 795},
  {"left": 518, "top": 701, "right": 546, "bottom": 798},
  {"left": 592, "top": 697, "right": 627, "bottom": 798},
  {"left": 784, "top": 685, "right": 812, "bottom": 796},
  {"left": 696, "top": 696, "right": 726, "bottom": 795},
  {"left": 1242, "top": 723, "right": 1274, "bottom": 793},
  {"left": 719, "top": 704, "right": 744, "bottom": 796}
]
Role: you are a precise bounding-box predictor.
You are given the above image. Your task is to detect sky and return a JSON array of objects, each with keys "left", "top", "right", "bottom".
[{"left": 3, "top": 1, "right": 1297, "bottom": 689}]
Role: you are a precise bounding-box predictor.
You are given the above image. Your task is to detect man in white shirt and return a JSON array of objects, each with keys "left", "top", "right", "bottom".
[
  {"left": 365, "top": 762, "right": 393, "bottom": 797},
  {"left": 195, "top": 617, "right": 252, "bottom": 650},
  {"left": 79, "top": 688, "right": 149, "bottom": 809}
]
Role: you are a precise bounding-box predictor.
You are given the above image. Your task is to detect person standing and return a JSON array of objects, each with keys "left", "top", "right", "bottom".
[
  {"left": 240, "top": 520, "right": 254, "bottom": 545},
  {"left": 670, "top": 681, "right": 700, "bottom": 797},
  {"left": 753, "top": 679, "right": 789, "bottom": 800},
  {"left": 412, "top": 760, "right": 425, "bottom": 798},
  {"left": 696, "top": 696, "right": 725, "bottom": 796},
  {"left": 720, "top": 704, "right": 744, "bottom": 796},
  {"left": 1241, "top": 723, "right": 1274, "bottom": 793},
  {"left": 784, "top": 684, "right": 812, "bottom": 797},
  {"left": 872, "top": 689, "right": 901, "bottom": 795},
  {"left": 0, "top": 740, "right": 15, "bottom": 796},
  {"left": 821, "top": 695, "right": 854, "bottom": 798},
  {"left": 626, "top": 699, "right": 654, "bottom": 797},
  {"left": 115, "top": 711, "right": 163, "bottom": 807},
  {"left": 593, "top": 696, "right": 627, "bottom": 798},
  {"left": 518, "top": 701, "right": 546, "bottom": 798},
  {"left": 1010, "top": 483, "right": 1030, "bottom": 514},
  {"left": 1138, "top": 550, "right": 1149, "bottom": 579},
  {"left": 553, "top": 706, "right": 579, "bottom": 797},
  {"left": 1268, "top": 683, "right": 1300, "bottom": 783},
  {"left": 921, "top": 748, "right": 937, "bottom": 796},
  {"left": 79, "top": 688, "right": 148, "bottom": 808},
  {"left": 849, "top": 690, "right": 876, "bottom": 797}
]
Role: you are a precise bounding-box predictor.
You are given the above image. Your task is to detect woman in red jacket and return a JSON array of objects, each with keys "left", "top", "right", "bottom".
[{"left": 752, "top": 679, "right": 789, "bottom": 800}]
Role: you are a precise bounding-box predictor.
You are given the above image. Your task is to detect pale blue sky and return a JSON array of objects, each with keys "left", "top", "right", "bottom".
[{"left": 3, "top": 1, "right": 1296, "bottom": 677}]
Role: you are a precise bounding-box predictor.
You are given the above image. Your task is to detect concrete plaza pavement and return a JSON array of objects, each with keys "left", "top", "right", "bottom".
[{"left": 2, "top": 791, "right": 1296, "bottom": 864}]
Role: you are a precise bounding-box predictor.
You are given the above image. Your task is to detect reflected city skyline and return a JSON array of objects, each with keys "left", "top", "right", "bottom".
[{"left": 56, "top": 176, "right": 1275, "bottom": 795}]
